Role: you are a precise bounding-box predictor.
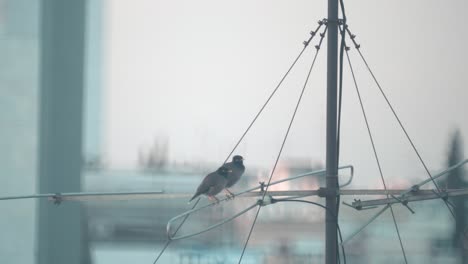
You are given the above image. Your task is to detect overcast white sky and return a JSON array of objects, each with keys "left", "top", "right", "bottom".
[{"left": 101, "top": 0, "right": 468, "bottom": 188}]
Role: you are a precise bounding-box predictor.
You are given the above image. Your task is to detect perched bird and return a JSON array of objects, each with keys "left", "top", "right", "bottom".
[
  {"left": 189, "top": 166, "right": 232, "bottom": 203},
  {"left": 223, "top": 155, "right": 245, "bottom": 198}
]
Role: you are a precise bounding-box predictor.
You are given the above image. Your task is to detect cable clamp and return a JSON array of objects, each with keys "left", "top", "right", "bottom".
[
  {"left": 352, "top": 199, "right": 362, "bottom": 210},
  {"left": 390, "top": 195, "right": 415, "bottom": 214},
  {"left": 258, "top": 195, "right": 273, "bottom": 207},
  {"left": 441, "top": 191, "right": 449, "bottom": 201},
  {"left": 52, "top": 193, "right": 63, "bottom": 205},
  {"left": 410, "top": 184, "right": 420, "bottom": 193},
  {"left": 259, "top": 181, "right": 266, "bottom": 192},
  {"left": 432, "top": 189, "right": 449, "bottom": 201}
]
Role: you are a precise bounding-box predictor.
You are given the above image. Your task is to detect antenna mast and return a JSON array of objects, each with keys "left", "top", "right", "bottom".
[{"left": 325, "top": 0, "right": 339, "bottom": 263}]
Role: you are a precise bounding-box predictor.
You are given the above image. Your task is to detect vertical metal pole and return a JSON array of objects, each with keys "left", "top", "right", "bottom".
[
  {"left": 325, "top": 0, "right": 339, "bottom": 263},
  {"left": 37, "top": 1, "right": 89, "bottom": 264}
]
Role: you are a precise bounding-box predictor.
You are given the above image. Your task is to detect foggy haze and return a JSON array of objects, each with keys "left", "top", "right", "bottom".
[{"left": 103, "top": 0, "right": 468, "bottom": 188}]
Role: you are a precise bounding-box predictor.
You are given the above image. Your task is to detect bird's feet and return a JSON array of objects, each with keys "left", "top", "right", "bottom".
[{"left": 224, "top": 189, "right": 235, "bottom": 200}]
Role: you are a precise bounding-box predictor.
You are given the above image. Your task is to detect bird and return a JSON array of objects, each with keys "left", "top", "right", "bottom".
[
  {"left": 223, "top": 155, "right": 245, "bottom": 198},
  {"left": 189, "top": 166, "right": 232, "bottom": 203}
]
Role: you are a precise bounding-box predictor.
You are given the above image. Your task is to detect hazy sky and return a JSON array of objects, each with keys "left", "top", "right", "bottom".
[{"left": 102, "top": 0, "right": 468, "bottom": 188}]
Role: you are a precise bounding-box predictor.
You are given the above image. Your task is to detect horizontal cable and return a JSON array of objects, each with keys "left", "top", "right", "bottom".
[
  {"left": 342, "top": 158, "right": 468, "bottom": 244},
  {"left": 4, "top": 187, "right": 467, "bottom": 203},
  {"left": 347, "top": 159, "right": 468, "bottom": 210},
  {"left": 52, "top": 188, "right": 468, "bottom": 202},
  {"left": 0, "top": 165, "right": 353, "bottom": 203},
  {"left": 3, "top": 160, "right": 464, "bottom": 204},
  {"left": 165, "top": 162, "right": 468, "bottom": 247},
  {"left": 351, "top": 188, "right": 468, "bottom": 208},
  {"left": 0, "top": 191, "right": 165, "bottom": 202}
]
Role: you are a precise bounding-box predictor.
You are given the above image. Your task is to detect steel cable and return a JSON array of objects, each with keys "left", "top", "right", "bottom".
[
  {"left": 345, "top": 48, "right": 408, "bottom": 263},
  {"left": 345, "top": 27, "right": 455, "bottom": 219},
  {"left": 237, "top": 26, "right": 327, "bottom": 264},
  {"left": 152, "top": 198, "right": 200, "bottom": 263},
  {"left": 221, "top": 22, "right": 324, "bottom": 165},
  {"left": 154, "top": 23, "right": 325, "bottom": 263}
]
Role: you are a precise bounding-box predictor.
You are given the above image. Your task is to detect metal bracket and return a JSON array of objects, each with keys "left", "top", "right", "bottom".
[
  {"left": 317, "top": 187, "right": 327, "bottom": 198},
  {"left": 344, "top": 200, "right": 378, "bottom": 211},
  {"left": 317, "top": 187, "right": 339, "bottom": 198},
  {"left": 322, "top": 18, "right": 344, "bottom": 25}
]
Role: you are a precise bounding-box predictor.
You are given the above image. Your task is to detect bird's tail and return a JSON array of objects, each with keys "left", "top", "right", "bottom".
[{"left": 188, "top": 192, "right": 200, "bottom": 204}]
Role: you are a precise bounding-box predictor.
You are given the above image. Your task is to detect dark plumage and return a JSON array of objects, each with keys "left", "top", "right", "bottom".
[
  {"left": 223, "top": 155, "right": 245, "bottom": 197},
  {"left": 189, "top": 166, "right": 231, "bottom": 203}
]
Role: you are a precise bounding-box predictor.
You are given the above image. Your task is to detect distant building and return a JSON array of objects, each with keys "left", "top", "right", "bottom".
[
  {"left": 0, "top": 1, "right": 39, "bottom": 263},
  {"left": 84, "top": 0, "right": 106, "bottom": 170}
]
